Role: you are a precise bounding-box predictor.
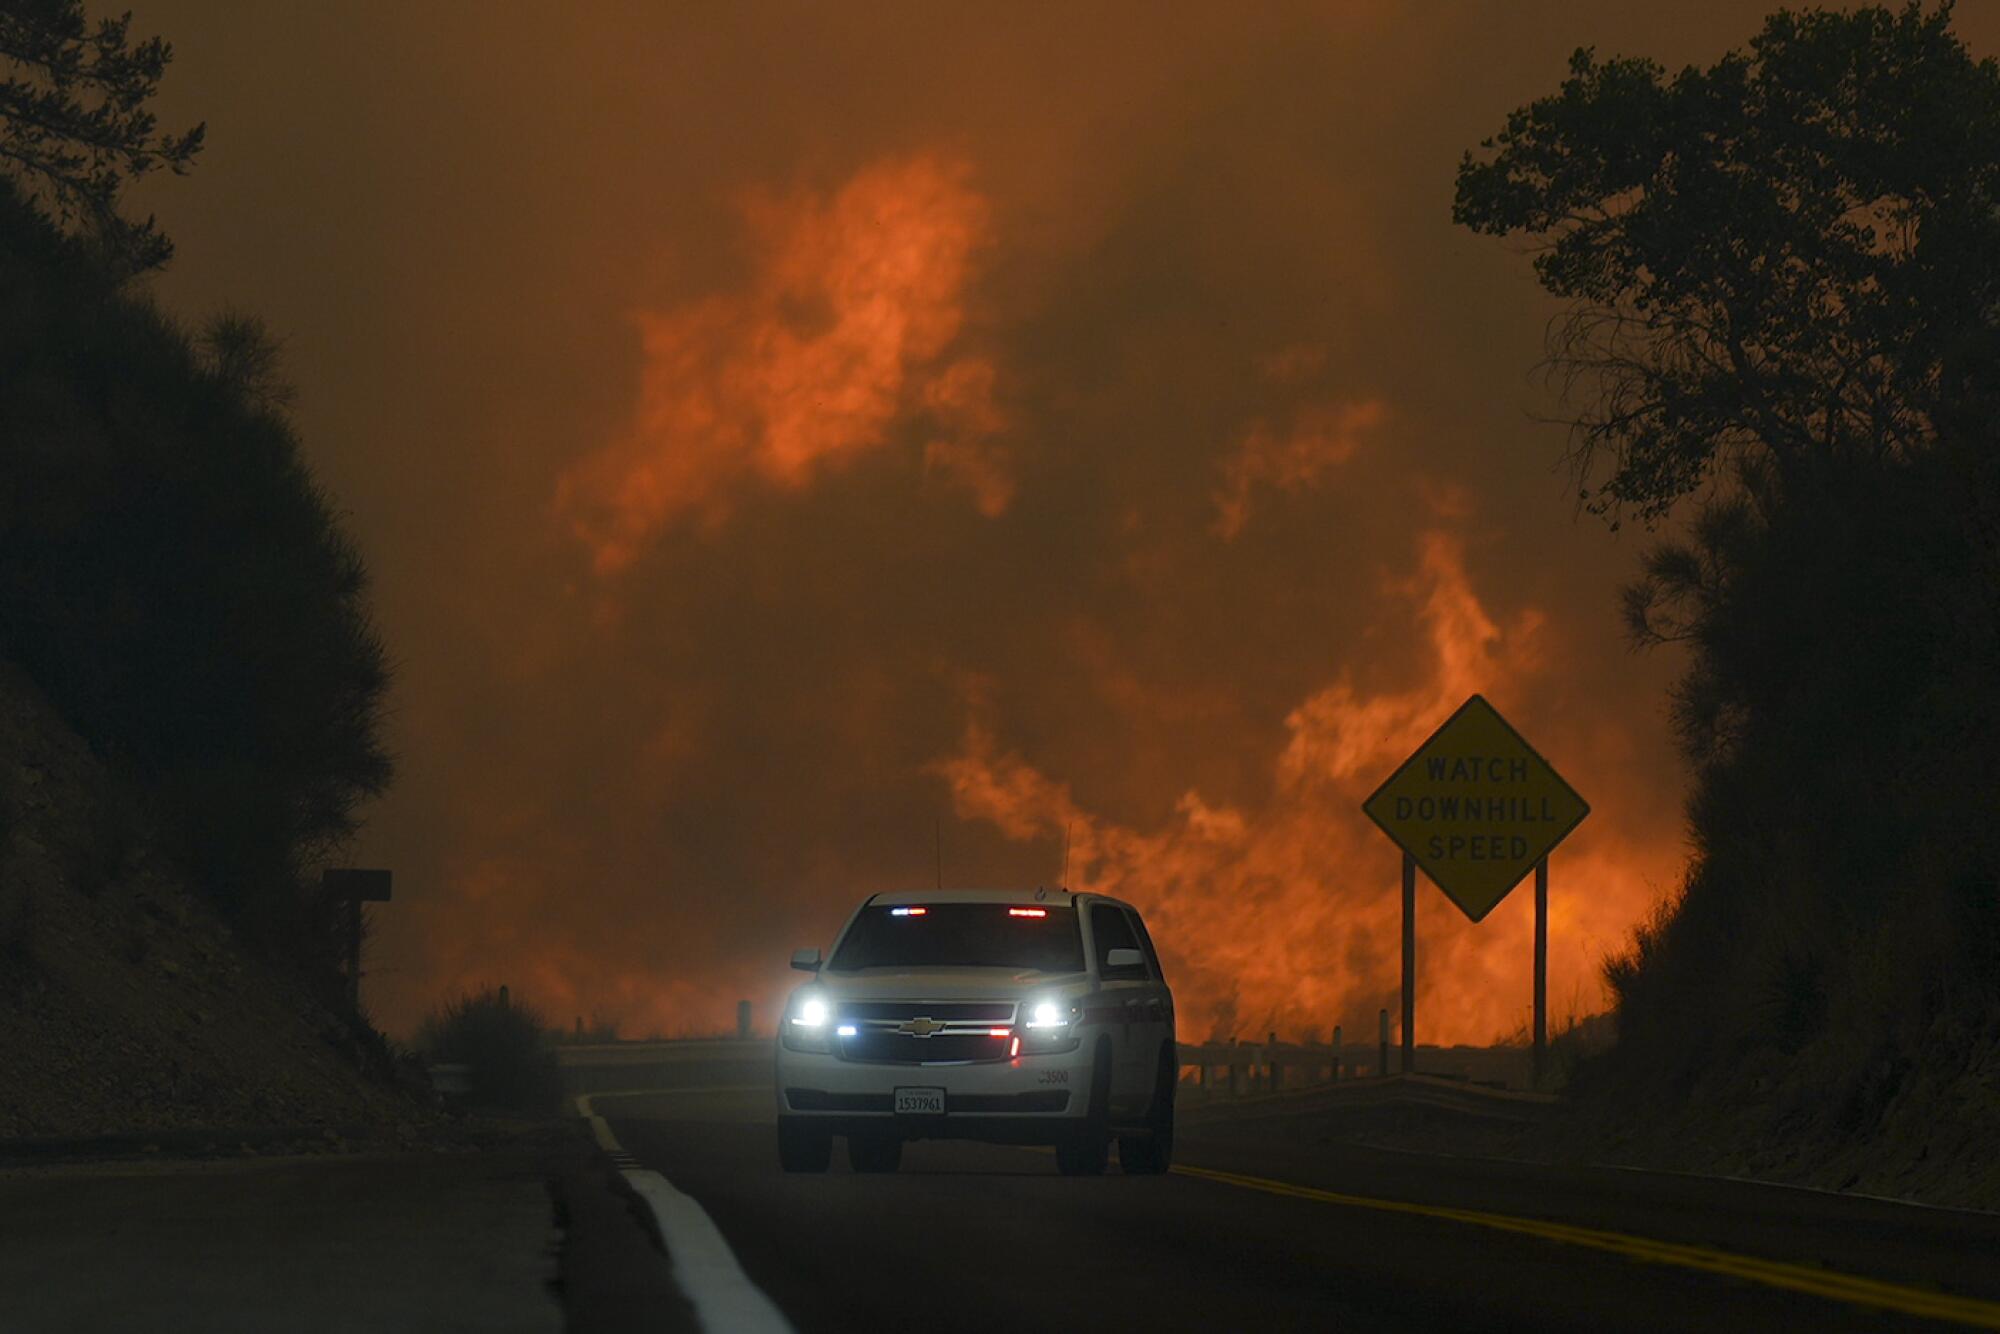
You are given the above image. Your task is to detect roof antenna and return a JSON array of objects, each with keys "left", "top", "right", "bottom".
[
  {"left": 935, "top": 816, "right": 943, "bottom": 890},
  {"left": 1060, "top": 820, "right": 1073, "bottom": 891}
]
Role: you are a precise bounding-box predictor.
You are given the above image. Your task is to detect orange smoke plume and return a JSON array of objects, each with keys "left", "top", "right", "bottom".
[
  {"left": 936, "top": 530, "right": 1678, "bottom": 1045},
  {"left": 558, "top": 154, "right": 1006, "bottom": 571},
  {"left": 1214, "top": 398, "right": 1386, "bottom": 539},
  {"left": 408, "top": 854, "right": 749, "bottom": 1039},
  {"left": 921, "top": 358, "right": 1012, "bottom": 517}
]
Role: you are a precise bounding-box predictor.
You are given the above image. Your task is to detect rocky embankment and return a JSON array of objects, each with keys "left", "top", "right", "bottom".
[{"left": 0, "top": 661, "right": 428, "bottom": 1143}]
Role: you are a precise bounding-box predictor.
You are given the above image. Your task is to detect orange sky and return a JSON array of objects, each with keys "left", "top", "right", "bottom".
[{"left": 124, "top": 3, "right": 2000, "bottom": 1044}]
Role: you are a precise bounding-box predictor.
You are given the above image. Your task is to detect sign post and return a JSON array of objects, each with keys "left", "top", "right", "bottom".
[
  {"left": 1362, "top": 696, "right": 1587, "bottom": 1085},
  {"left": 323, "top": 868, "right": 393, "bottom": 1008},
  {"left": 1401, "top": 853, "right": 1415, "bottom": 1074},
  {"left": 1534, "top": 856, "right": 1549, "bottom": 1081}
]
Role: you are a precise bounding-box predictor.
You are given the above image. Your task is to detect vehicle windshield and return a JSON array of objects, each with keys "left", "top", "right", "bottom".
[{"left": 828, "top": 903, "right": 1085, "bottom": 973}]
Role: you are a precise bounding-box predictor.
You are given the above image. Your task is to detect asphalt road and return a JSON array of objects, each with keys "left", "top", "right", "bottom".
[
  {"left": 0, "top": 1148, "right": 565, "bottom": 1334},
  {"left": 601, "top": 1082, "right": 2000, "bottom": 1334}
]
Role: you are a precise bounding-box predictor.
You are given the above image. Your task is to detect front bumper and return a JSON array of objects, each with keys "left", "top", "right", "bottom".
[{"left": 775, "top": 1041, "right": 1096, "bottom": 1140}]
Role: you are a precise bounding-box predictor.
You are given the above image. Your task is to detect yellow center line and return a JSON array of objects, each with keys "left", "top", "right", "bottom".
[{"left": 1173, "top": 1164, "right": 2000, "bottom": 1329}]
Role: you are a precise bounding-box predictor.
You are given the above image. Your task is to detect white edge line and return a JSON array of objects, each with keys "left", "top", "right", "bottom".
[{"left": 575, "top": 1093, "right": 796, "bottom": 1334}]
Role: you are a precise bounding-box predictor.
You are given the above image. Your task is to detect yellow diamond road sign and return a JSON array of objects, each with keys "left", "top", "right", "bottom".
[{"left": 1363, "top": 695, "right": 1588, "bottom": 923}]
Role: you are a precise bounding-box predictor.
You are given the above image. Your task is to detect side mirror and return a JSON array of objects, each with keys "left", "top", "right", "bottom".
[
  {"left": 790, "top": 948, "right": 822, "bottom": 972},
  {"left": 1105, "top": 947, "right": 1144, "bottom": 971}
]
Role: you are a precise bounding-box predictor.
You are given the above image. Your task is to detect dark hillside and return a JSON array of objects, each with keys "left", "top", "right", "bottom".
[
  {"left": 0, "top": 658, "right": 418, "bottom": 1139},
  {"left": 1577, "top": 449, "right": 2000, "bottom": 1206},
  {"left": 1456, "top": 4, "right": 2000, "bottom": 1206},
  {"left": 0, "top": 178, "right": 390, "bottom": 978},
  {"left": 0, "top": 129, "right": 409, "bottom": 1130}
]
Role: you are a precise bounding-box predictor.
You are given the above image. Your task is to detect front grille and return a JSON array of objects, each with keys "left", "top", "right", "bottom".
[
  {"left": 840, "top": 1001, "right": 1015, "bottom": 1023},
  {"left": 829, "top": 998, "right": 1022, "bottom": 1065},
  {"left": 840, "top": 1031, "right": 1011, "bottom": 1064}
]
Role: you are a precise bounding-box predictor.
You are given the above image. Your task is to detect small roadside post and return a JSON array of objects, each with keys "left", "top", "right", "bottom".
[
  {"left": 737, "top": 999, "right": 753, "bottom": 1039},
  {"left": 1535, "top": 856, "right": 1550, "bottom": 1079},
  {"left": 322, "top": 868, "right": 392, "bottom": 1009},
  {"left": 1362, "top": 696, "right": 1588, "bottom": 1085},
  {"left": 1402, "top": 852, "right": 1416, "bottom": 1072}
]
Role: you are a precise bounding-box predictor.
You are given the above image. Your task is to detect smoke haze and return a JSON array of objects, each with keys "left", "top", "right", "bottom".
[{"left": 126, "top": 2, "right": 1998, "bottom": 1042}]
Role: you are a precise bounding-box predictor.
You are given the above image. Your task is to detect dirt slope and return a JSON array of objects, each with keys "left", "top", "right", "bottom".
[{"left": 0, "top": 660, "right": 426, "bottom": 1140}]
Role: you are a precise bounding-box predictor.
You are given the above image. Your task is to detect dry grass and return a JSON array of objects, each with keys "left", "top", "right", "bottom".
[{"left": 416, "top": 988, "right": 562, "bottom": 1114}]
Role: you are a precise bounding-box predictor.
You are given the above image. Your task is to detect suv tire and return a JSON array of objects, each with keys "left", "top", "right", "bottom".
[
  {"left": 1118, "top": 1046, "right": 1176, "bottom": 1175},
  {"left": 1057, "top": 1042, "right": 1114, "bottom": 1176},
  {"left": 777, "top": 1117, "right": 832, "bottom": 1173},
  {"left": 847, "top": 1133, "right": 903, "bottom": 1173}
]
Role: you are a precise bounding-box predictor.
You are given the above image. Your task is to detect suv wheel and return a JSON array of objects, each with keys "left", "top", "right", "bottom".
[
  {"left": 847, "top": 1133, "right": 903, "bottom": 1173},
  {"left": 1057, "top": 1042, "right": 1114, "bottom": 1176},
  {"left": 1118, "top": 1046, "right": 1176, "bottom": 1175},
  {"left": 777, "top": 1117, "right": 832, "bottom": 1173}
]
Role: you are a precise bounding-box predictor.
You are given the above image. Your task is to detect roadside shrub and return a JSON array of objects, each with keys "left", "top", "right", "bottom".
[{"left": 416, "top": 988, "right": 563, "bottom": 1114}]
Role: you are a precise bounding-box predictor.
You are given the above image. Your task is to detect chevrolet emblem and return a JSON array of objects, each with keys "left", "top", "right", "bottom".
[{"left": 897, "top": 1017, "right": 945, "bottom": 1037}]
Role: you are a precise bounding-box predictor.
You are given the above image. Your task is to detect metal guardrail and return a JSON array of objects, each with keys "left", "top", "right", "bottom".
[
  {"left": 1179, "top": 1072, "right": 1556, "bottom": 1126},
  {"left": 1180, "top": 1040, "right": 1346, "bottom": 1095},
  {"left": 1178, "top": 1038, "right": 1538, "bottom": 1095},
  {"left": 544, "top": 1035, "right": 1541, "bottom": 1104}
]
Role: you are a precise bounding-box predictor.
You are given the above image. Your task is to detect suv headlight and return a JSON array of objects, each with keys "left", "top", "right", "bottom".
[
  {"left": 782, "top": 992, "right": 833, "bottom": 1053},
  {"left": 1017, "top": 996, "right": 1080, "bottom": 1054}
]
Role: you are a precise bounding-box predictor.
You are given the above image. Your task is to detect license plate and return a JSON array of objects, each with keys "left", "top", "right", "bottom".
[{"left": 893, "top": 1086, "right": 945, "bottom": 1115}]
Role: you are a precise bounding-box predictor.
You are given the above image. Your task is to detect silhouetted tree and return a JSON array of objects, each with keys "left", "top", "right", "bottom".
[
  {"left": 1458, "top": 4, "right": 2000, "bottom": 1176},
  {"left": 0, "top": 0, "right": 203, "bottom": 272},
  {"left": 1454, "top": 1, "right": 2000, "bottom": 526},
  {"left": 0, "top": 176, "right": 392, "bottom": 975}
]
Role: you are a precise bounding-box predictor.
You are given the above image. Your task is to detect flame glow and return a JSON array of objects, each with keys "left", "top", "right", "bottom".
[
  {"left": 936, "top": 530, "right": 1678, "bottom": 1044},
  {"left": 1214, "top": 398, "right": 1387, "bottom": 539},
  {"left": 558, "top": 154, "right": 1004, "bottom": 571}
]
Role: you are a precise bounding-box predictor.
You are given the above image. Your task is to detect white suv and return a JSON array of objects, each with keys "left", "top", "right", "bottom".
[{"left": 776, "top": 888, "right": 1176, "bottom": 1176}]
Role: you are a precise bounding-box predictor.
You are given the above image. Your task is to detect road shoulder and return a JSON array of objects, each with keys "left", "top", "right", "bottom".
[{"left": 0, "top": 1144, "right": 571, "bottom": 1333}]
